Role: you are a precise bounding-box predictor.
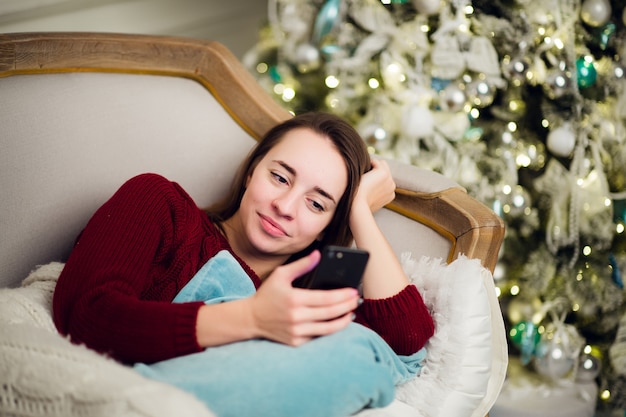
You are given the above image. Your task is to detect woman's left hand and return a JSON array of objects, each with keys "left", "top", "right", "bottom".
[{"left": 355, "top": 158, "right": 395, "bottom": 213}]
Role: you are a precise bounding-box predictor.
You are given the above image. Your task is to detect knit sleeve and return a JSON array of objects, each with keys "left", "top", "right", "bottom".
[
  {"left": 52, "top": 174, "right": 205, "bottom": 364},
  {"left": 354, "top": 285, "right": 434, "bottom": 355}
]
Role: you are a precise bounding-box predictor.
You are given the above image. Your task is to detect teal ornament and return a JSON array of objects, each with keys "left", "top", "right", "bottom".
[
  {"left": 510, "top": 321, "right": 540, "bottom": 365},
  {"left": 614, "top": 199, "right": 626, "bottom": 223},
  {"left": 268, "top": 66, "right": 282, "bottom": 83},
  {"left": 463, "top": 126, "right": 483, "bottom": 142},
  {"left": 576, "top": 58, "right": 597, "bottom": 88},
  {"left": 609, "top": 253, "right": 623, "bottom": 289},
  {"left": 592, "top": 22, "right": 616, "bottom": 50},
  {"left": 431, "top": 77, "right": 451, "bottom": 92},
  {"left": 492, "top": 198, "right": 503, "bottom": 217},
  {"left": 320, "top": 44, "right": 342, "bottom": 60},
  {"left": 312, "top": 0, "right": 341, "bottom": 45}
]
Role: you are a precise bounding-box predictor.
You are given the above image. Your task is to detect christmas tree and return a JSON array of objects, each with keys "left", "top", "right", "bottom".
[{"left": 244, "top": 0, "right": 626, "bottom": 411}]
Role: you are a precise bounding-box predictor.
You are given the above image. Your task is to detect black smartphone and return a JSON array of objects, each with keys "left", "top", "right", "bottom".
[{"left": 306, "top": 245, "right": 369, "bottom": 290}]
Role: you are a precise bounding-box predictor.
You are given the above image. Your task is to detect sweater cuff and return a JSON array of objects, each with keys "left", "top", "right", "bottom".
[
  {"left": 174, "top": 301, "right": 205, "bottom": 358},
  {"left": 356, "top": 285, "right": 434, "bottom": 355}
]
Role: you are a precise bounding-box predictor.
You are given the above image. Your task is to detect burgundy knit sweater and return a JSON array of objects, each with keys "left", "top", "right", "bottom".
[{"left": 52, "top": 173, "right": 434, "bottom": 364}]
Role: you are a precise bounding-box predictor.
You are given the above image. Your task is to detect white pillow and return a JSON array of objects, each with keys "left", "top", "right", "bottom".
[{"left": 392, "top": 253, "right": 506, "bottom": 417}]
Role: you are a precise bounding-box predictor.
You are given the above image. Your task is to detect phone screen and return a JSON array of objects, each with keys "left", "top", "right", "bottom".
[{"left": 307, "top": 246, "right": 369, "bottom": 290}]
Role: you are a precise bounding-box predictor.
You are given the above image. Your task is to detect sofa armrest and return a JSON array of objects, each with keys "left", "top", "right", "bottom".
[{"left": 385, "top": 157, "right": 505, "bottom": 272}]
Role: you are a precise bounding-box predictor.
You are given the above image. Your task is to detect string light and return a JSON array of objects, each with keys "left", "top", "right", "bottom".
[{"left": 325, "top": 75, "right": 340, "bottom": 88}]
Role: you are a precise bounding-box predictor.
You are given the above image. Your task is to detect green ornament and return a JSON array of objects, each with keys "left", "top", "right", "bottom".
[
  {"left": 576, "top": 58, "right": 597, "bottom": 88},
  {"left": 510, "top": 321, "right": 540, "bottom": 365},
  {"left": 592, "top": 22, "right": 616, "bottom": 50},
  {"left": 268, "top": 66, "right": 282, "bottom": 83}
]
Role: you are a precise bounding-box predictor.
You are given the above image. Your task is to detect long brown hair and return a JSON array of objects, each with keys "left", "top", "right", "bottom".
[{"left": 206, "top": 112, "right": 371, "bottom": 262}]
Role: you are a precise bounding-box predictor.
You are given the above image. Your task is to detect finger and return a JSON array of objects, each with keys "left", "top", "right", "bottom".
[
  {"left": 300, "top": 297, "right": 360, "bottom": 323},
  {"left": 297, "top": 311, "right": 355, "bottom": 338},
  {"left": 294, "top": 286, "right": 359, "bottom": 307},
  {"left": 278, "top": 250, "right": 321, "bottom": 284}
]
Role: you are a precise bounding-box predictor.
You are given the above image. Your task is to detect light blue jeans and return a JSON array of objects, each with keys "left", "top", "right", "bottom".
[{"left": 134, "top": 251, "right": 426, "bottom": 417}]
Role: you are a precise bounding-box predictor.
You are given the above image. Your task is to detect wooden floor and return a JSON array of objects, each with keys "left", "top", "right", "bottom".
[{"left": 0, "top": 0, "right": 268, "bottom": 58}]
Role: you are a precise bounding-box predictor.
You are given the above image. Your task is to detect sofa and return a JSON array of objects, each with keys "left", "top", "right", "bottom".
[{"left": 0, "top": 32, "right": 507, "bottom": 417}]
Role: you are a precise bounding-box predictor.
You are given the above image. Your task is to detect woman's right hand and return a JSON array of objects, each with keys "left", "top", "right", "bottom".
[{"left": 248, "top": 250, "right": 360, "bottom": 346}]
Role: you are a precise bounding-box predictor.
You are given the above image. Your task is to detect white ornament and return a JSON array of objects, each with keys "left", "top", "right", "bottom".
[
  {"left": 401, "top": 105, "right": 435, "bottom": 139},
  {"left": 580, "top": 0, "right": 612, "bottom": 27},
  {"left": 534, "top": 322, "right": 584, "bottom": 381},
  {"left": 546, "top": 124, "right": 576, "bottom": 158},
  {"left": 412, "top": 0, "right": 442, "bottom": 15},
  {"left": 439, "top": 83, "right": 466, "bottom": 112}
]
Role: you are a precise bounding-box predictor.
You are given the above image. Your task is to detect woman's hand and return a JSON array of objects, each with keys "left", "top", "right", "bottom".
[
  {"left": 355, "top": 158, "right": 395, "bottom": 214},
  {"left": 248, "top": 251, "right": 360, "bottom": 346},
  {"left": 348, "top": 157, "right": 409, "bottom": 300}
]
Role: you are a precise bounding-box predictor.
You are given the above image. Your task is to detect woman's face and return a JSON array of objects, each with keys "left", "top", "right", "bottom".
[{"left": 235, "top": 128, "right": 348, "bottom": 258}]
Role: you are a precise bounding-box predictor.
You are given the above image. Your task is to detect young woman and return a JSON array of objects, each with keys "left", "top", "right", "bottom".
[{"left": 52, "top": 112, "right": 434, "bottom": 417}]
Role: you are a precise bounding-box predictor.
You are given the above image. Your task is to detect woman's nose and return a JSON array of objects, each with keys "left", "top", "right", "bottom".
[{"left": 272, "top": 191, "right": 297, "bottom": 219}]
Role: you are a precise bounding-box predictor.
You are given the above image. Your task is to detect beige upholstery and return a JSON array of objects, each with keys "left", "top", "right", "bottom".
[{"left": 0, "top": 32, "right": 506, "bottom": 417}]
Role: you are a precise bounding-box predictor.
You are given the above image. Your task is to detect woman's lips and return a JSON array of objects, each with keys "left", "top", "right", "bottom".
[{"left": 259, "top": 214, "right": 289, "bottom": 237}]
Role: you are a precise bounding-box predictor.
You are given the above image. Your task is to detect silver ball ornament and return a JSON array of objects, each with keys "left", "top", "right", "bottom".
[
  {"left": 465, "top": 80, "right": 495, "bottom": 107},
  {"left": 580, "top": 0, "right": 612, "bottom": 27},
  {"left": 544, "top": 69, "right": 573, "bottom": 100},
  {"left": 412, "top": 0, "right": 442, "bottom": 15},
  {"left": 500, "top": 185, "right": 532, "bottom": 218},
  {"left": 576, "top": 351, "right": 601, "bottom": 382},
  {"left": 360, "top": 123, "right": 392, "bottom": 151},
  {"left": 440, "top": 83, "right": 467, "bottom": 112},
  {"left": 534, "top": 323, "right": 584, "bottom": 381},
  {"left": 294, "top": 43, "right": 321, "bottom": 73},
  {"left": 504, "top": 57, "right": 531, "bottom": 83}
]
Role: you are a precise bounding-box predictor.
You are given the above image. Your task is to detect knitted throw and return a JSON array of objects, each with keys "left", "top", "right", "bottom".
[{"left": 0, "top": 263, "right": 215, "bottom": 417}]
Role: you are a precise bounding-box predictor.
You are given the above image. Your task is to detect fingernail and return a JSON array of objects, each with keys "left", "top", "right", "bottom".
[
  {"left": 351, "top": 313, "right": 357, "bottom": 321},
  {"left": 357, "top": 298, "right": 364, "bottom": 306}
]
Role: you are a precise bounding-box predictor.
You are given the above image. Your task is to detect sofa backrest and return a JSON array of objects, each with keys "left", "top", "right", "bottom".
[
  {"left": 0, "top": 33, "right": 505, "bottom": 290},
  {"left": 0, "top": 67, "right": 462, "bottom": 288},
  {"left": 1, "top": 71, "right": 256, "bottom": 286}
]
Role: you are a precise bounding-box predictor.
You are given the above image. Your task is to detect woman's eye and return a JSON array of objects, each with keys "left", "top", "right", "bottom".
[
  {"left": 271, "top": 172, "right": 288, "bottom": 184},
  {"left": 309, "top": 199, "right": 325, "bottom": 212}
]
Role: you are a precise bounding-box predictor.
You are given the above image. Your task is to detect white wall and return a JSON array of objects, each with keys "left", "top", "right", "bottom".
[{"left": 0, "top": 0, "right": 268, "bottom": 58}]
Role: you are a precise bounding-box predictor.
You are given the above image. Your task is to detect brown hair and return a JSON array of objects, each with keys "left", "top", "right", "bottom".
[{"left": 206, "top": 112, "right": 371, "bottom": 262}]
